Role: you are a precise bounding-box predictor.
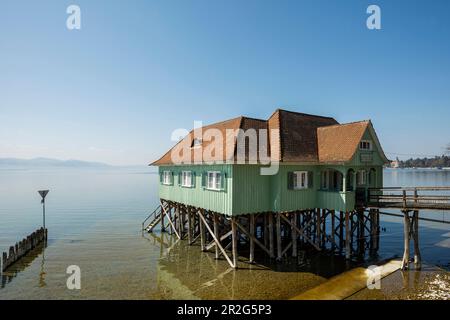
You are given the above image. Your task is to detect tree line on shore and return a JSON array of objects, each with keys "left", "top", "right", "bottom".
[{"left": 395, "top": 155, "right": 450, "bottom": 168}]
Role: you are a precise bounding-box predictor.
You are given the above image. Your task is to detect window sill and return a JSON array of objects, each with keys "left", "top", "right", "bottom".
[
  {"left": 204, "top": 187, "right": 224, "bottom": 192},
  {"left": 181, "top": 185, "right": 195, "bottom": 188}
]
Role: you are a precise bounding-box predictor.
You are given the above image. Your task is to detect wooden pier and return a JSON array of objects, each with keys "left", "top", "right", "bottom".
[{"left": 367, "top": 186, "right": 450, "bottom": 270}]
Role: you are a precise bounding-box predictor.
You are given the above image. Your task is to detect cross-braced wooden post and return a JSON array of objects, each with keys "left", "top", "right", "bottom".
[{"left": 249, "top": 214, "right": 255, "bottom": 263}]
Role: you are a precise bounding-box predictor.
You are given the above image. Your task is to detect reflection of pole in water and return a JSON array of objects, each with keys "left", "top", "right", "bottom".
[{"left": 39, "top": 248, "right": 46, "bottom": 287}]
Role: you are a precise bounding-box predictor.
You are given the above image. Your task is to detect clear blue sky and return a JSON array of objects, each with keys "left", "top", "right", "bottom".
[{"left": 1, "top": 0, "right": 449, "bottom": 165}]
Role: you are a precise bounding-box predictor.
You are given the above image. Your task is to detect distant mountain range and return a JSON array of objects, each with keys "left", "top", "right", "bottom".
[{"left": 0, "top": 157, "right": 112, "bottom": 168}]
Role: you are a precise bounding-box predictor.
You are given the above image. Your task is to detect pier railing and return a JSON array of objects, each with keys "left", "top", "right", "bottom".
[{"left": 367, "top": 187, "right": 450, "bottom": 210}]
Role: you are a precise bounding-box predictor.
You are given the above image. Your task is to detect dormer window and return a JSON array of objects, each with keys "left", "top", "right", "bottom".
[
  {"left": 359, "top": 140, "right": 372, "bottom": 150},
  {"left": 192, "top": 138, "right": 202, "bottom": 148}
]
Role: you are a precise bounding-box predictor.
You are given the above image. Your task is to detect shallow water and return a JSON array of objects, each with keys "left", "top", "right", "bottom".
[{"left": 0, "top": 167, "right": 449, "bottom": 299}]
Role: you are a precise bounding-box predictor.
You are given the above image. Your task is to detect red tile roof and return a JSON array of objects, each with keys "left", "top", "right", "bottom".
[{"left": 150, "top": 109, "right": 388, "bottom": 165}]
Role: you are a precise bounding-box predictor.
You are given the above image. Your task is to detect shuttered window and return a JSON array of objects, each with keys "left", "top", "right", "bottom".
[
  {"left": 206, "top": 171, "right": 222, "bottom": 190},
  {"left": 181, "top": 171, "right": 193, "bottom": 187},
  {"left": 288, "top": 171, "right": 313, "bottom": 190},
  {"left": 162, "top": 171, "right": 172, "bottom": 185}
]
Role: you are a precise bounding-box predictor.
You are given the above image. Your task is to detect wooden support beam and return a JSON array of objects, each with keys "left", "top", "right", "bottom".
[
  {"left": 213, "top": 213, "right": 219, "bottom": 259},
  {"left": 316, "top": 209, "right": 321, "bottom": 246},
  {"left": 268, "top": 213, "right": 274, "bottom": 258},
  {"left": 331, "top": 210, "right": 336, "bottom": 250},
  {"left": 187, "top": 209, "right": 192, "bottom": 244},
  {"left": 292, "top": 213, "right": 297, "bottom": 257},
  {"left": 160, "top": 201, "right": 181, "bottom": 239},
  {"left": 234, "top": 219, "right": 271, "bottom": 257},
  {"left": 231, "top": 217, "right": 238, "bottom": 269},
  {"left": 276, "top": 213, "right": 282, "bottom": 261},
  {"left": 401, "top": 210, "right": 411, "bottom": 270},
  {"left": 198, "top": 211, "right": 235, "bottom": 269},
  {"left": 345, "top": 211, "right": 351, "bottom": 259},
  {"left": 279, "top": 213, "right": 321, "bottom": 251},
  {"left": 339, "top": 211, "right": 344, "bottom": 250},
  {"left": 264, "top": 215, "right": 269, "bottom": 249},
  {"left": 281, "top": 241, "right": 293, "bottom": 257},
  {"left": 200, "top": 209, "right": 206, "bottom": 251},
  {"left": 249, "top": 214, "right": 255, "bottom": 263},
  {"left": 413, "top": 210, "right": 422, "bottom": 270}
]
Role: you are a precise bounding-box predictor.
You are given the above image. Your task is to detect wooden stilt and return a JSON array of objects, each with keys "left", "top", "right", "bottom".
[
  {"left": 231, "top": 217, "right": 238, "bottom": 269},
  {"left": 401, "top": 210, "right": 411, "bottom": 270},
  {"left": 413, "top": 210, "right": 422, "bottom": 270},
  {"left": 276, "top": 213, "right": 282, "bottom": 261},
  {"left": 249, "top": 214, "right": 255, "bottom": 263},
  {"left": 187, "top": 208, "right": 192, "bottom": 244},
  {"left": 331, "top": 210, "right": 336, "bottom": 250},
  {"left": 264, "top": 214, "right": 269, "bottom": 249},
  {"left": 322, "top": 209, "right": 326, "bottom": 246},
  {"left": 316, "top": 209, "right": 321, "bottom": 247},
  {"left": 292, "top": 213, "right": 297, "bottom": 257},
  {"left": 213, "top": 213, "right": 219, "bottom": 259},
  {"left": 268, "top": 213, "right": 274, "bottom": 258},
  {"left": 200, "top": 209, "right": 206, "bottom": 251},
  {"left": 339, "top": 211, "right": 344, "bottom": 250},
  {"left": 345, "top": 211, "right": 351, "bottom": 259}
]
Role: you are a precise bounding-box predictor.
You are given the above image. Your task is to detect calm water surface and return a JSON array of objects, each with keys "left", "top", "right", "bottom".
[{"left": 0, "top": 167, "right": 449, "bottom": 299}]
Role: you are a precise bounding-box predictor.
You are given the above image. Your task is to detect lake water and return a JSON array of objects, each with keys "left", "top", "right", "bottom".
[{"left": 0, "top": 167, "right": 449, "bottom": 299}]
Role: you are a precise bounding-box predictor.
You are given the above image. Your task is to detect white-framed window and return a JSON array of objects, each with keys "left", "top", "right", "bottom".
[
  {"left": 162, "top": 170, "right": 172, "bottom": 185},
  {"left": 206, "top": 171, "right": 222, "bottom": 190},
  {"left": 357, "top": 170, "right": 367, "bottom": 185},
  {"left": 181, "top": 171, "right": 193, "bottom": 187},
  {"left": 359, "top": 140, "right": 372, "bottom": 150},
  {"left": 293, "top": 171, "right": 308, "bottom": 190}
]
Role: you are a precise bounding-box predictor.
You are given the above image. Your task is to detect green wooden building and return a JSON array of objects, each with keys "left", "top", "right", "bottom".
[
  {"left": 148, "top": 109, "right": 389, "bottom": 266},
  {"left": 152, "top": 109, "right": 388, "bottom": 215}
]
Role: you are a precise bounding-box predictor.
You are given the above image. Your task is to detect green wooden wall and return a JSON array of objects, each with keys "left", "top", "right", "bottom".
[{"left": 157, "top": 127, "right": 386, "bottom": 215}]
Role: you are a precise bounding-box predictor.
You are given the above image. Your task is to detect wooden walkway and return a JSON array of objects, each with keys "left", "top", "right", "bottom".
[
  {"left": 367, "top": 186, "right": 450, "bottom": 271},
  {"left": 367, "top": 187, "right": 450, "bottom": 211}
]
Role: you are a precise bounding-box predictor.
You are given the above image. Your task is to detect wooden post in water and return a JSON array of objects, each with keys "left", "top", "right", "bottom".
[
  {"left": 339, "top": 211, "right": 344, "bottom": 251},
  {"left": 413, "top": 210, "right": 422, "bottom": 269},
  {"left": 292, "top": 213, "right": 297, "bottom": 257},
  {"left": 401, "top": 210, "right": 411, "bottom": 270},
  {"left": 276, "top": 213, "right": 282, "bottom": 261},
  {"left": 268, "top": 213, "right": 275, "bottom": 258},
  {"left": 187, "top": 208, "right": 192, "bottom": 244},
  {"left": 200, "top": 209, "right": 206, "bottom": 251},
  {"left": 213, "top": 213, "right": 220, "bottom": 259},
  {"left": 249, "top": 214, "right": 255, "bottom": 263},
  {"left": 264, "top": 214, "right": 269, "bottom": 249},
  {"left": 231, "top": 217, "right": 238, "bottom": 268},
  {"left": 331, "top": 210, "right": 336, "bottom": 250},
  {"left": 316, "top": 209, "right": 321, "bottom": 247},
  {"left": 345, "top": 211, "right": 351, "bottom": 259}
]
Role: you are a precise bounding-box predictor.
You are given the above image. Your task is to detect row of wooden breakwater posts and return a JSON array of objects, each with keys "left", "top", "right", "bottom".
[{"left": 1, "top": 228, "right": 48, "bottom": 272}]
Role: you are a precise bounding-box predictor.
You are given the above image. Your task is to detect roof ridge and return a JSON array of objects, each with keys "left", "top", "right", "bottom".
[
  {"left": 241, "top": 116, "right": 267, "bottom": 122},
  {"left": 318, "top": 119, "right": 370, "bottom": 129},
  {"left": 193, "top": 116, "right": 243, "bottom": 130},
  {"left": 274, "top": 108, "right": 337, "bottom": 120}
]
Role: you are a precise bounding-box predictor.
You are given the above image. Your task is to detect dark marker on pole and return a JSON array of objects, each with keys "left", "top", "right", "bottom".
[{"left": 38, "top": 190, "right": 49, "bottom": 229}]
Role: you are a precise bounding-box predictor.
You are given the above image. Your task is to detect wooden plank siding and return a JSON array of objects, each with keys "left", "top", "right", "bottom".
[
  {"left": 158, "top": 164, "right": 234, "bottom": 215},
  {"left": 157, "top": 127, "right": 385, "bottom": 216}
]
